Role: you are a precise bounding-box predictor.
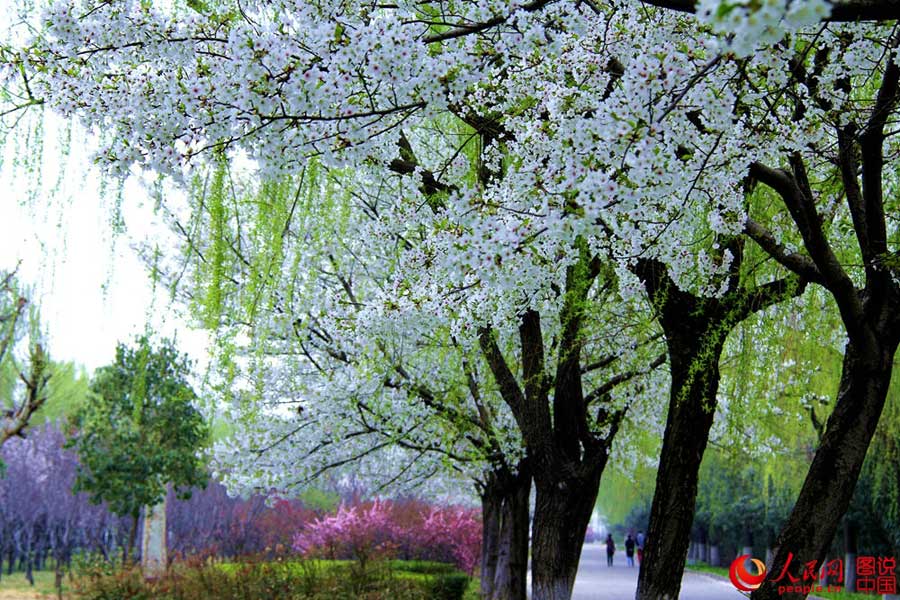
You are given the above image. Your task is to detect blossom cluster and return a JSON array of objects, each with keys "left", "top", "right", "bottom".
[{"left": 292, "top": 499, "right": 481, "bottom": 574}]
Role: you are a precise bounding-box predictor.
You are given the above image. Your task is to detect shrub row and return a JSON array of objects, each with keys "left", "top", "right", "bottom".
[{"left": 73, "top": 558, "right": 472, "bottom": 600}]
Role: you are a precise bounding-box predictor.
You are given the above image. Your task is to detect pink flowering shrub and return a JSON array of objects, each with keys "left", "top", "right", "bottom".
[
  {"left": 413, "top": 506, "right": 482, "bottom": 574},
  {"left": 292, "top": 499, "right": 481, "bottom": 574},
  {"left": 292, "top": 500, "right": 400, "bottom": 567}
]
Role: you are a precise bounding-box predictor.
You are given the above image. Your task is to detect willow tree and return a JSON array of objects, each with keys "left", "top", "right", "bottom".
[{"left": 172, "top": 164, "right": 539, "bottom": 600}]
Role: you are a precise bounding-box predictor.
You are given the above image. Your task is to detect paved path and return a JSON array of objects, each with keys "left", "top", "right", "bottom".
[{"left": 532, "top": 543, "right": 750, "bottom": 599}]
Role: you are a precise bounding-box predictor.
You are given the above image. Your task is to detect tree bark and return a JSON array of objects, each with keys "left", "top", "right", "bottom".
[
  {"left": 635, "top": 349, "right": 720, "bottom": 599},
  {"left": 479, "top": 251, "right": 661, "bottom": 600},
  {"left": 481, "top": 480, "right": 503, "bottom": 600},
  {"left": 481, "top": 463, "right": 532, "bottom": 600},
  {"left": 632, "top": 257, "right": 802, "bottom": 600},
  {"left": 492, "top": 468, "right": 531, "bottom": 600},
  {"left": 751, "top": 337, "right": 898, "bottom": 600},
  {"left": 531, "top": 461, "right": 605, "bottom": 600},
  {"left": 141, "top": 496, "right": 168, "bottom": 579},
  {"left": 55, "top": 559, "right": 64, "bottom": 600},
  {"left": 633, "top": 262, "right": 725, "bottom": 600}
]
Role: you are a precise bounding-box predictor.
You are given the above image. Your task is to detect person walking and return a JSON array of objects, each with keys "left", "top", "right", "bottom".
[
  {"left": 605, "top": 533, "right": 616, "bottom": 567},
  {"left": 636, "top": 530, "right": 645, "bottom": 565},
  {"left": 625, "top": 534, "right": 636, "bottom": 567}
]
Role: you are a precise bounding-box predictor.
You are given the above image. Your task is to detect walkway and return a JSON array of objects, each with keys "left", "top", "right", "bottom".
[{"left": 555, "top": 543, "right": 750, "bottom": 599}]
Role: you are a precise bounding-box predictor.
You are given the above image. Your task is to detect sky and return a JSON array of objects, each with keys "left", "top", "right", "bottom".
[{"left": 0, "top": 113, "right": 208, "bottom": 372}]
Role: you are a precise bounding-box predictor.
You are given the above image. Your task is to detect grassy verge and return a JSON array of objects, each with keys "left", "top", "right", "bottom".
[
  {"left": 685, "top": 562, "right": 729, "bottom": 578},
  {"left": 0, "top": 570, "right": 69, "bottom": 599},
  {"left": 463, "top": 576, "right": 480, "bottom": 600}
]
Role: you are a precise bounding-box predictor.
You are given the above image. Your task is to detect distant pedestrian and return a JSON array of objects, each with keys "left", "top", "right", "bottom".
[
  {"left": 625, "top": 534, "right": 636, "bottom": 567},
  {"left": 605, "top": 534, "right": 616, "bottom": 567},
  {"left": 636, "top": 530, "right": 645, "bottom": 564}
]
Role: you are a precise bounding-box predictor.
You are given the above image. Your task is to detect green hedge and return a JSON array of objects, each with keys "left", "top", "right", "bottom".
[{"left": 72, "top": 558, "right": 471, "bottom": 600}]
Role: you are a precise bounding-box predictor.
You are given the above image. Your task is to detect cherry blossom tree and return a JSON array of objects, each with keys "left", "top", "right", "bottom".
[
  {"left": 736, "top": 27, "right": 900, "bottom": 599},
  {"left": 155, "top": 159, "right": 666, "bottom": 600}
]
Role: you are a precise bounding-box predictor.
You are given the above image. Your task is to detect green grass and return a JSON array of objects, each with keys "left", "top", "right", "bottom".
[
  {"left": 462, "top": 576, "right": 480, "bottom": 600},
  {"left": 0, "top": 569, "right": 69, "bottom": 598},
  {"left": 70, "top": 557, "right": 472, "bottom": 600},
  {"left": 685, "top": 562, "right": 729, "bottom": 578},
  {"left": 218, "top": 559, "right": 457, "bottom": 578}
]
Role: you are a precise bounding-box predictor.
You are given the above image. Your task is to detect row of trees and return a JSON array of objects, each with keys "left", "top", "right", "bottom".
[
  {"left": 4, "top": 1, "right": 900, "bottom": 600},
  {"left": 613, "top": 305, "right": 900, "bottom": 589}
]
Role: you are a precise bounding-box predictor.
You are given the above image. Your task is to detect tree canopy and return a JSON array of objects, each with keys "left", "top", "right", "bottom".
[{"left": 66, "top": 335, "right": 209, "bottom": 520}]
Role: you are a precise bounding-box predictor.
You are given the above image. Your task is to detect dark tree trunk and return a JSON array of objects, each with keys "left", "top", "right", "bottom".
[
  {"left": 531, "top": 461, "right": 604, "bottom": 600},
  {"left": 844, "top": 518, "right": 858, "bottom": 592},
  {"left": 479, "top": 254, "right": 661, "bottom": 600},
  {"left": 751, "top": 337, "right": 898, "bottom": 600},
  {"left": 481, "top": 481, "right": 503, "bottom": 600},
  {"left": 124, "top": 513, "right": 139, "bottom": 566},
  {"left": 632, "top": 256, "right": 796, "bottom": 600},
  {"left": 55, "top": 558, "right": 64, "bottom": 600},
  {"left": 481, "top": 463, "right": 532, "bottom": 600},
  {"left": 635, "top": 341, "right": 721, "bottom": 600},
  {"left": 492, "top": 468, "right": 530, "bottom": 600}
]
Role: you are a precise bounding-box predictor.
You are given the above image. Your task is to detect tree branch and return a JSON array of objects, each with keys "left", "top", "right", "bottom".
[
  {"left": 2, "top": 344, "right": 49, "bottom": 446},
  {"left": 585, "top": 352, "right": 667, "bottom": 407},
  {"left": 859, "top": 41, "right": 900, "bottom": 284},
  {"left": 478, "top": 326, "right": 525, "bottom": 415},
  {"left": 749, "top": 161, "right": 864, "bottom": 339},
  {"left": 421, "top": 0, "right": 555, "bottom": 43},
  {"left": 743, "top": 218, "right": 824, "bottom": 284}
]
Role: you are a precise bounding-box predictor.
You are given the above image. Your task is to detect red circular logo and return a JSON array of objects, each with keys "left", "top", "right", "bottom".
[{"left": 729, "top": 555, "right": 767, "bottom": 592}]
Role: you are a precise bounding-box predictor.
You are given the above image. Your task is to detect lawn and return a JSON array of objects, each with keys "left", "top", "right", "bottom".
[{"left": 0, "top": 570, "right": 69, "bottom": 600}]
